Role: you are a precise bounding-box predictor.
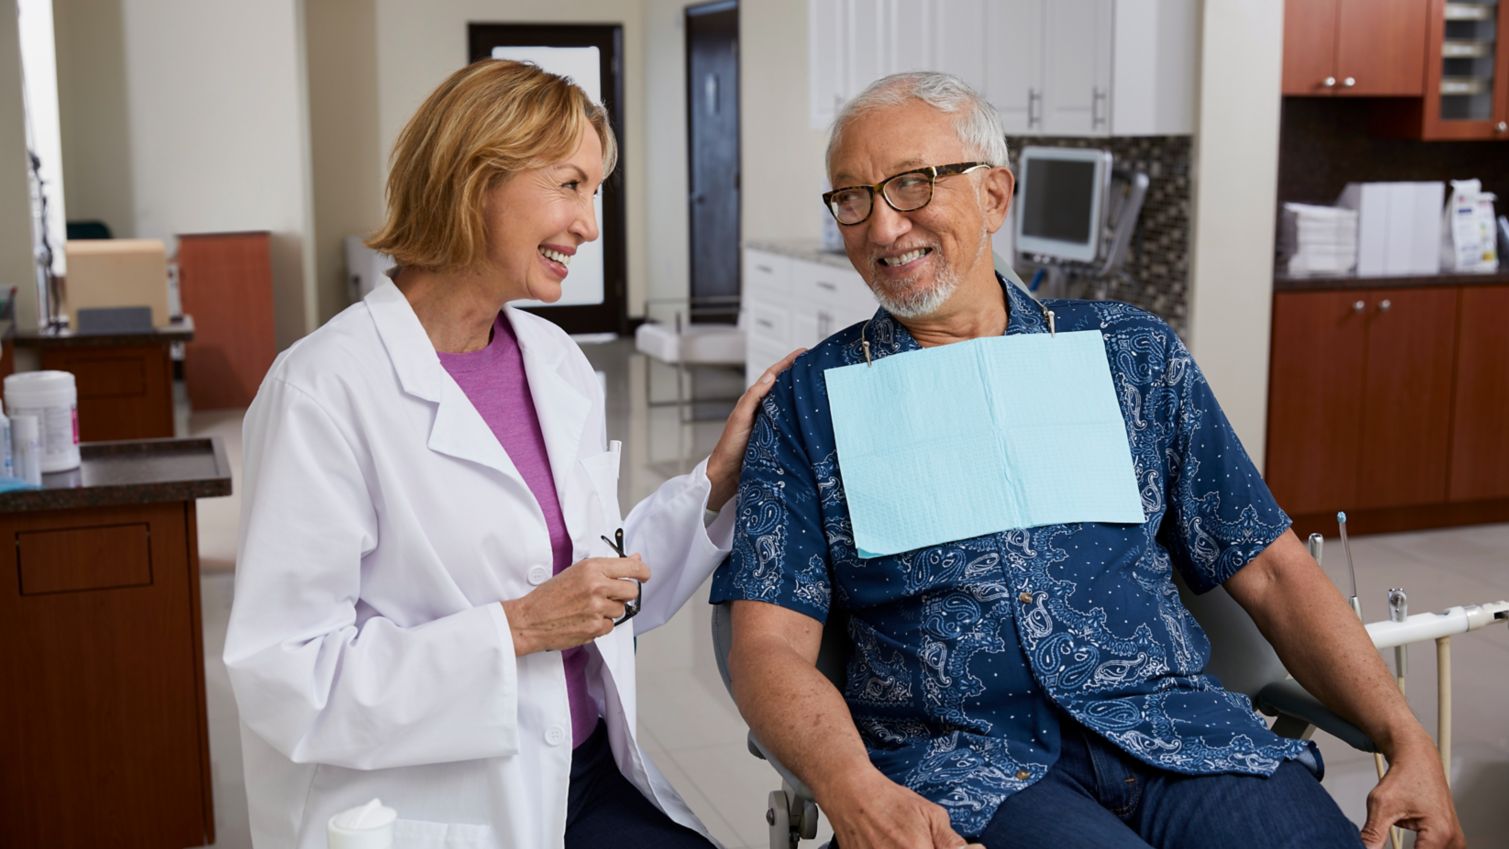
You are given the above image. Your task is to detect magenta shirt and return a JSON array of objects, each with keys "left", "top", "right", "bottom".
[{"left": 439, "top": 313, "right": 599, "bottom": 747}]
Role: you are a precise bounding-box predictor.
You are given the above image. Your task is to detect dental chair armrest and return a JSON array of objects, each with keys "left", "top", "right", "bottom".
[{"left": 1256, "top": 679, "right": 1378, "bottom": 753}]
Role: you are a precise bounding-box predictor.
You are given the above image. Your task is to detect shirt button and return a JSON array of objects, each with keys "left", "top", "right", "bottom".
[
  {"left": 1015, "top": 769, "right": 1031, "bottom": 781},
  {"left": 545, "top": 725, "right": 566, "bottom": 746},
  {"left": 528, "top": 565, "right": 551, "bottom": 585},
  {"left": 1018, "top": 591, "right": 1034, "bottom": 604}
]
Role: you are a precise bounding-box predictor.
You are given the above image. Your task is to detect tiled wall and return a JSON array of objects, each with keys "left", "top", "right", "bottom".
[{"left": 1004, "top": 135, "right": 1193, "bottom": 333}]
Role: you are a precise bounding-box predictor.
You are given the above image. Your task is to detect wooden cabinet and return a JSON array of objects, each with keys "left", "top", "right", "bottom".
[
  {"left": 0, "top": 500, "right": 215, "bottom": 848},
  {"left": 39, "top": 343, "right": 175, "bottom": 441},
  {"left": 178, "top": 231, "right": 277, "bottom": 410},
  {"left": 1267, "top": 288, "right": 1458, "bottom": 516},
  {"left": 1283, "top": 0, "right": 1428, "bottom": 96},
  {"left": 807, "top": 0, "right": 1197, "bottom": 137},
  {"left": 1268, "top": 283, "right": 1509, "bottom": 535},
  {"left": 1417, "top": 0, "right": 1509, "bottom": 139},
  {"left": 1449, "top": 286, "right": 1509, "bottom": 500}
]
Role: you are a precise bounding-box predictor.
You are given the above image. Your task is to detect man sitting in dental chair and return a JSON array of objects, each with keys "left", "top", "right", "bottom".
[{"left": 712, "top": 71, "right": 1463, "bottom": 849}]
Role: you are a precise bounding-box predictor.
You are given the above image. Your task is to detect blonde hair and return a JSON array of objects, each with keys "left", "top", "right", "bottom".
[{"left": 367, "top": 59, "right": 618, "bottom": 271}]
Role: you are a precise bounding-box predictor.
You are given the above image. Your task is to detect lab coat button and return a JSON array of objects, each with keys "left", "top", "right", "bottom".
[
  {"left": 1018, "top": 591, "right": 1034, "bottom": 604},
  {"left": 527, "top": 565, "right": 551, "bottom": 585},
  {"left": 545, "top": 725, "right": 566, "bottom": 746}
]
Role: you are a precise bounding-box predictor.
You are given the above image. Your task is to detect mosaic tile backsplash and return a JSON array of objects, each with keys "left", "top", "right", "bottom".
[{"left": 1004, "top": 135, "right": 1193, "bottom": 334}]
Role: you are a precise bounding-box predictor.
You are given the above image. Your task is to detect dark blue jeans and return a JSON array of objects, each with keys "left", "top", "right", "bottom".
[
  {"left": 565, "top": 721, "right": 714, "bottom": 849},
  {"left": 972, "top": 721, "right": 1364, "bottom": 849}
]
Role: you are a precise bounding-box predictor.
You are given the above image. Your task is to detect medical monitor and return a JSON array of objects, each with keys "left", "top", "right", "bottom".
[{"left": 1014, "top": 146, "right": 1113, "bottom": 263}]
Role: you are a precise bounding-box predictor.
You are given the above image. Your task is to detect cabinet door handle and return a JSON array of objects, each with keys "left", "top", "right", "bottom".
[
  {"left": 1091, "top": 87, "right": 1107, "bottom": 128},
  {"left": 1378, "top": 298, "right": 1392, "bottom": 312},
  {"left": 1342, "top": 76, "right": 1357, "bottom": 88},
  {"left": 1028, "top": 88, "right": 1041, "bottom": 128},
  {"left": 1353, "top": 299, "right": 1366, "bottom": 313},
  {"left": 1496, "top": 121, "right": 1508, "bottom": 133},
  {"left": 1323, "top": 76, "right": 1338, "bottom": 88}
]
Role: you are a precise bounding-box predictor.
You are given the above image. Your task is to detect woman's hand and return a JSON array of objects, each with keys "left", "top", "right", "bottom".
[
  {"left": 500, "top": 556, "right": 650, "bottom": 655},
  {"left": 706, "top": 348, "right": 805, "bottom": 510}
]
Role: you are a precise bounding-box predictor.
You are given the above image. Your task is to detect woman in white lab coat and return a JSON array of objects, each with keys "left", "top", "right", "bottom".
[{"left": 224, "top": 60, "right": 795, "bottom": 849}]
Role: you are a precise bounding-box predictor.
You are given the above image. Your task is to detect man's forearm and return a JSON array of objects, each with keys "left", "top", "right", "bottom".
[
  {"left": 1227, "top": 531, "right": 1431, "bottom": 756},
  {"left": 727, "top": 613, "right": 880, "bottom": 802}
]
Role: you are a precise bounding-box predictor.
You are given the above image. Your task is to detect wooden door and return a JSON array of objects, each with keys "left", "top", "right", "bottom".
[
  {"left": 1355, "top": 287, "right": 1459, "bottom": 509},
  {"left": 0, "top": 502, "right": 213, "bottom": 848},
  {"left": 1335, "top": 0, "right": 1427, "bottom": 95},
  {"left": 1282, "top": 0, "right": 1339, "bottom": 95},
  {"left": 1265, "top": 291, "right": 1368, "bottom": 516},
  {"left": 178, "top": 231, "right": 278, "bottom": 410},
  {"left": 1448, "top": 286, "right": 1509, "bottom": 501}
]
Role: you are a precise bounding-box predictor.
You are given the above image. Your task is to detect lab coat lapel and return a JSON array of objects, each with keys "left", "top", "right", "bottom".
[
  {"left": 508, "top": 308, "right": 593, "bottom": 541},
  {"left": 364, "top": 280, "right": 526, "bottom": 482}
]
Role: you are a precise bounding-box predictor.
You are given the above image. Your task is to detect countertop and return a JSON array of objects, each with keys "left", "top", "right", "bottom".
[
  {"left": 0, "top": 437, "right": 232, "bottom": 513},
  {"left": 745, "top": 239, "right": 857, "bottom": 270},
  {"left": 12, "top": 315, "right": 195, "bottom": 348},
  {"left": 1274, "top": 270, "right": 1509, "bottom": 292}
]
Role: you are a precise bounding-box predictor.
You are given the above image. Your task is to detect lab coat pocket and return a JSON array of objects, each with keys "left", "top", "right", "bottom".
[
  {"left": 392, "top": 818, "right": 498, "bottom": 848},
  {"left": 579, "top": 441, "right": 623, "bottom": 525}
]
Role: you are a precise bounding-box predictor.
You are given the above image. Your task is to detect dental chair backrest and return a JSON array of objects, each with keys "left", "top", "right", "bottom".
[{"left": 1173, "top": 569, "right": 1290, "bottom": 699}]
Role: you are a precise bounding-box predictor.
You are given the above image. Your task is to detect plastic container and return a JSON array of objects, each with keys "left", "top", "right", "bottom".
[
  {"left": 3, "top": 371, "right": 80, "bottom": 473},
  {"left": 12, "top": 414, "right": 41, "bottom": 486},
  {"left": 327, "top": 799, "right": 396, "bottom": 849}
]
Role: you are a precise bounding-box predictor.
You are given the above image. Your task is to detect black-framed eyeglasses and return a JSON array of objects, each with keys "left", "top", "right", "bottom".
[
  {"left": 822, "top": 162, "right": 991, "bottom": 226},
  {"left": 600, "top": 528, "right": 641, "bottom": 625}
]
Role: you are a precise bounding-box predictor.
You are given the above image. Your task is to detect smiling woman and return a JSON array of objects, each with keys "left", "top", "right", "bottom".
[{"left": 224, "top": 58, "right": 801, "bottom": 849}]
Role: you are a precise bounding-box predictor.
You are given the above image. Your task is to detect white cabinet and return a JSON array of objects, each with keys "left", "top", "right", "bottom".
[
  {"left": 808, "top": 0, "right": 1196, "bottom": 137},
  {"left": 743, "top": 247, "right": 877, "bottom": 384}
]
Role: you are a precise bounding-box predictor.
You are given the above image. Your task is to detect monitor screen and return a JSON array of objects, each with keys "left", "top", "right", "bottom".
[
  {"left": 1020, "top": 159, "right": 1096, "bottom": 243},
  {"left": 1014, "top": 147, "right": 1111, "bottom": 263}
]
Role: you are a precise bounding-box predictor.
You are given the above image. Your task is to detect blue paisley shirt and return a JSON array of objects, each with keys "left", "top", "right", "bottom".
[{"left": 710, "top": 277, "right": 1314, "bottom": 837}]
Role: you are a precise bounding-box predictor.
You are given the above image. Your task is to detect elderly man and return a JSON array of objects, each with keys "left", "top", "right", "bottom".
[{"left": 711, "top": 72, "right": 1462, "bottom": 849}]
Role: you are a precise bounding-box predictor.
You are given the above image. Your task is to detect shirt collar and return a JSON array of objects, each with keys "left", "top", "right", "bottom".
[{"left": 851, "top": 273, "right": 1049, "bottom": 365}]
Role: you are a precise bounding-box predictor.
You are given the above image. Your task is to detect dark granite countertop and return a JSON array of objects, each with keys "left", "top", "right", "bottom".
[
  {"left": 0, "top": 437, "right": 232, "bottom": 513},
  {"left": 12, "top": 315, "right": 195, "bottom": 348},
  {"left": 1275, "top": 270, "right": 1509, "bottom": 292}
]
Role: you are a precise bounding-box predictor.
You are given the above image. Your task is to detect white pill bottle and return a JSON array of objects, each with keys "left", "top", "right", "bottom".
[{"left": 3, "top": 371, "right": 80, "bottom": 473}]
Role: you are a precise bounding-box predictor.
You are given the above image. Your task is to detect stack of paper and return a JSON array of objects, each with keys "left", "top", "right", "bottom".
[
  {"left": 1337, "top": 182, "right": 1446, "bottom": 276},
  {"left": 1279, "top": 203, "right": 1358, "bottom": 276}
]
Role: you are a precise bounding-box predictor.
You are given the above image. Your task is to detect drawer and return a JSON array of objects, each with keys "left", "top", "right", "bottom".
[
  {"left": 745, "top": 301, "right": 789, "bottom": 348},
  {"left": 794, "top": 260, "right": 875, "bottom": 317},
  {"left": 743, "top": 250, "right": 792, "bottom": 303},
  {"left": 746, "top": 337, "right": 794, "bottom": 387}
]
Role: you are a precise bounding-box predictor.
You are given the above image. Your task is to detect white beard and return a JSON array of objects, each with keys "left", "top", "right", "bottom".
[{"left": 868, "top": 224, "right": 991, "bottom": 320}]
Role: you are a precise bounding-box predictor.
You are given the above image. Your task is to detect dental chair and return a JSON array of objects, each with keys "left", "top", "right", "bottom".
[{"left": 710, "top": 567, "right": 1379, "bottom": 849}]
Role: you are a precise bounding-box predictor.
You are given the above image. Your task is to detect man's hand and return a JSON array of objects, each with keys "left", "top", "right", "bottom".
[
  {"left": 1360, "top": 735, "right": 1465, "bottom": 849},
  {"left": 500, "top": 555, "right": 649, "bottom": 655},
  {"left": 819, "top": 769, "right": 983, "bottom": 849}
]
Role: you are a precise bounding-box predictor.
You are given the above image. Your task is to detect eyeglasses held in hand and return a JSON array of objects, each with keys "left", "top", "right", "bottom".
[{"left": 601, "top": 528, "right": 641, "bottom": 625}]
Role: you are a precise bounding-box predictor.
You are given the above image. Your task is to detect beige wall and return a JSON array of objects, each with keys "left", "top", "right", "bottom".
[
  {"left": 373, "top": 0, "right": 650, "bottom": 317},
  {"left": 51, "top": 0, "right": 316, "bottom": 348},
  {"left": 305, "top": 0, "right": 382, "bottom": 324},
  {"left": 0, "top": 3, "right": 38, "bottom": 328},
  {"left": 1187, "top": 1, "right": 1284, "bottom": 467}
]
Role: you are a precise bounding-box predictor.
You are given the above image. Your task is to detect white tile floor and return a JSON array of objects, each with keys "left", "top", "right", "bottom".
[{"left": 190, "top": 340, "right": 1508, "bottom": 849}]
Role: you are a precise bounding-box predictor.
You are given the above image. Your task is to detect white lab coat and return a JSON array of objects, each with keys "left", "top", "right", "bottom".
[{"left": 225, "top": 280, "right": 734, "bottom": 849}]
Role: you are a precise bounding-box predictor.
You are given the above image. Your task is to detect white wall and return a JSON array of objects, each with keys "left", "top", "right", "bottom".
[
  {"left": 0, "top": 1, "right": 39, "bottom": 328},
  {"left": 54, "top": 0, "right": 316, "bottom": 348},
  {"left": 1186, "top": 1, "right": 1284, "bottom": 467},
  {"left": 642, "top": 0, "right": 693, "bottom": 306},
  {"left": 52, "top": 0, "right": 133, "bottom": 243},
  {"left": 374, "top": 0, "right": 650, "bottom": 317}
]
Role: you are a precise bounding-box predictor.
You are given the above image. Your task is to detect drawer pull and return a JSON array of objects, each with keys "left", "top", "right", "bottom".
[
  {"left": 755, "top": 318, "right": 775, "bottom": 329},
  {"left": 755, "top": 264, "right": 774, "bottom": 274},
  {"left": 816, "top": 281, "right": 837, "bottom": 292}
]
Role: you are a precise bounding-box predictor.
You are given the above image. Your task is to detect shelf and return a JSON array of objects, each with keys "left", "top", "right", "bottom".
[
  {"left": 1444, "top": 3, "right": 1496, "bottom": 22},
  {"left": 1442, "top": 39, "right": 1495, "bottom": 57},
  {"left": 1441, "top": 76, "right": 1491, "bottom": 94}
]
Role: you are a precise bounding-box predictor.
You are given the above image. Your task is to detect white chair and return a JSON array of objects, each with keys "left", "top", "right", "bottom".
[{"left": 634, "top": 295, "right": 745, "bottom": 420}]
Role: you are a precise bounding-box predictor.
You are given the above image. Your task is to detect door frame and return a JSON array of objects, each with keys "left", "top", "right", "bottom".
[{"left": 468, "top": 23, "right": 628, "bottom": 335}]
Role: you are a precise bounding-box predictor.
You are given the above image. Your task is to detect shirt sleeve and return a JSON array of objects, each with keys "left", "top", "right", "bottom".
[
  {"left": 709, "top": 372, "right": 833, "bottom": 623},
  {"left": 1158, "top": 330, "right": 1292, "bottom": 594}
]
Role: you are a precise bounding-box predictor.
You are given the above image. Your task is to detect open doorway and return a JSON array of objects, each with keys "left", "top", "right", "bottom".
[{"left": 685, "top": 1, "right": 740, "bottom": 322}]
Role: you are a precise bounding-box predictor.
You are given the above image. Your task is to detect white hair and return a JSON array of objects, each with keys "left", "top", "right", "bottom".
[{"left": 826, "top": 71, "right": 1010, "bottom": 173}]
